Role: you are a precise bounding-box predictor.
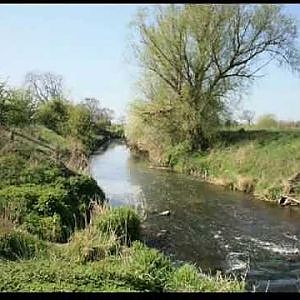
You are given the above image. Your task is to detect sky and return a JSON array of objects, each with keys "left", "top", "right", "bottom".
[{"left": 0, "top": 4, "right": 300, "bottom": 122}]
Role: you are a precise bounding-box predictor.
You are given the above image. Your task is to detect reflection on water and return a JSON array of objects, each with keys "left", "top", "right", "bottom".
[{"left": 90, "top": 141, "right": 300, "bottom": 292}]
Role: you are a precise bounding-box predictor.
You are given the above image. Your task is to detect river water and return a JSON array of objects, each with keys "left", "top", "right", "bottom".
[{"left": 90, "top": 140, "right": 300, "bottom": 292}]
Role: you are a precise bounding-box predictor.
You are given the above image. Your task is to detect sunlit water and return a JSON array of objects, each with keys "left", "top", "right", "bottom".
[{"left": 90, "top": 141, "right": 300, "bottom": 292}]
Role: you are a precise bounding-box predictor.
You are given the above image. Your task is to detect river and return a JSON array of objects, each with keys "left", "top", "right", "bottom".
[{"left": 90, "top": 140, "right": 300, "bottom": 292}]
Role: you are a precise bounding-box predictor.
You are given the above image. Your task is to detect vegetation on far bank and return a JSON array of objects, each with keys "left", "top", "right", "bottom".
[
  {"left": 125, "top": 4, "right": 300, "bottom": 203},
  {"left": 170, "top": 125, "right": 300, "bottom": 202}
]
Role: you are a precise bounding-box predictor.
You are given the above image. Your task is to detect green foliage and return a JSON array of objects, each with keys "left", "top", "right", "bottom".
[
  {"left": 0, "top": 229, "right": 47, "bottom": 260},
  {"left": 24, "top": 213, "right": 65, "bottom": 242},
  {"left": 66, "top": 104, "right": 92, "bottom": 141},
  {"left": 124, "top": 241, "right": 173, "bottom": 291},
  {"left": 109, "top": 123, "right": 125, "bottom": 138},
  {"left": 166, "top": 141, "right": 192, "bottom": 167},
  {"left": 66, "top": 227, "right": 120, "bottom": 263},
  {"left": 0, "top": 239, "right": 244, "bottom": 292},
  {"left": 35, "top": 98, "right": 69, "bottom": 134},
  {"left": 0, "top": 184, "right": 70, "bottom": 241},
  {"left": 0, "top": 176, "right": 105, "bottom": 242},
  {"left": 256, "top": 114, "right": 278, "bottom": 129},
  {"left": 127, "top": 4, "right": 299, "bottom": 162},
  {"left": 166, "top": 264, "right": 244, "bottom": 292},
  {"left": 0, "top": 83, "right": 34, "bottom": 128},
  {"left": 94, "top": 207, "right": 140, "bottom": 245},
  {"left": 5, "top": 89, "right": 34, "bottom": 127},
  {"left": 0, "top": 154, "right": 27, "bottom": 188},
  {"left": 172, "top": 128, "right": 300, "bottom": 201},
  {"left": 0, "top": 207, "right": 244, "bottom": 292}
]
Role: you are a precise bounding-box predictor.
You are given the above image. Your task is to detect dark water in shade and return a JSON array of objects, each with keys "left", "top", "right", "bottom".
[{"left": 90, "top": 141, "right": 300, "bottom": 292}]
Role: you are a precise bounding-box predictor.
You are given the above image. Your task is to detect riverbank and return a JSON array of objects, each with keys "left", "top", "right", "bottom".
[
  {"left": 0, "top": 126, "right": 244, "bottom": 292},
  {"left": 169, "top": 128, "right": 300, "bottom": 204}
]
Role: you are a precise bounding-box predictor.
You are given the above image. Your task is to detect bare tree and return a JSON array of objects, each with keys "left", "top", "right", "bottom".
[
  {"left": 240, "top": 110, "right": 255, "bottom": 125},
  {"left": 81, "top": 97, "right": 114, "bottom": 126},
  {"left": 24, "top": 71, "right": 64, "bottom": 105}
]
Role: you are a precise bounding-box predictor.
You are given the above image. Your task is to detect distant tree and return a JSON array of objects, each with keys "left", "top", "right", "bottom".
[
  {"left": 256, "top": 114, "right": 278, "bottom": 128},
  {"left": 6, "top": 88, "right": 35, "bottom": 127},
  {"left": 0, "top": 82, "right": 34, "bottom": 128},
  {"left": 240, "top": 110, "right": 255, "bottom": 125},
  {"left": 81, "top": 97, "right": 114, "bottom": 132},
  {"left": 24, "top": 71, "right": 64, "bottom": 105},
  {"left": 67, "top": 104, "right": 93, "bottom": 144},
  {"left": 0, "top": 82, "right": 10, "bottom": 126},
  {"left": 35, "top": 98, "right": 69, "bottom": 134}
]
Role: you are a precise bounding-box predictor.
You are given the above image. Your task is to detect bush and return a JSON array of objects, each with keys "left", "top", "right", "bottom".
[
  {"left": 0, "top": 184, "right": 71, "bottom": 224},
  {"left": 0, "top": 154, "right": 27, "bottom": 188},
  {"left": 124, "top": 241, "right": 173, "bottom": 291},
  {"left": 0, "top": 152, "right": 72, "bottom": 188},
  {"left": 66, "top": 227, "right": 120, "bottom": 263},
  {"left": 23, "top": 213, "right": 65, "bottom": 242},
  {"left": 256, "top": 114, "right": 278, "bottom": 129},
  {"left": 0, "top": 229, "right": 47, "bottom": 260},
  {"left": 94, "top": 207, "right": 140, "bottom": 245},
  {"left": 0, "top": 179, "right": 104, "bottom": 242},
  {"left": 35, "top": 98, "right": 69, "bottom": 135}
]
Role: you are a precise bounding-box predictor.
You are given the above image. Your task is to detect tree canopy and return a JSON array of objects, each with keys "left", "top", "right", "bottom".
[{"left": 126, "top": 4, "right": 300, "bottom": 162}]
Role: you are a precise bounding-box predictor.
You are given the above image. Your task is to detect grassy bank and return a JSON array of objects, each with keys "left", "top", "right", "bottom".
[
  {"left": 0, "top": 125, "right": 244, "bottom": 292},
  {"left": 0, "top": 206, "right": 244, "bottom": 292},
  {"left": 170, "top": 128, "right": 300, "bottom": 202}
]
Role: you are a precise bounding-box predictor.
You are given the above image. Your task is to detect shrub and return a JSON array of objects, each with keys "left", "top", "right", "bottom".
[
  {"left": 23, "top": 213, "right": 65, "bottom": 242},
  {"left": 0, "top": 184, "right": 71, "bottom": 224},
  {"left": 66, "top": 227, "right": 120, "bottom": 263},
  {"left": 0, "top": 229, "right": 47, "bottom": 260},
  {"left": 166, "top": 141, "right": 192, "bottom": 167},
  {"left": 20, "top": 161, "right": 66, "bottom": 185},
  {"left": 94, "top": 207, "right": 140, "bottom": 245},
  {"left": 124, "top": 241, "right": 173, "bottom": 291},
  {"left": 256, "top": 114, "right": 278, "bottom": 129},
  {"left": 0, "top": 154, "right": 26, "bottom": 188}
]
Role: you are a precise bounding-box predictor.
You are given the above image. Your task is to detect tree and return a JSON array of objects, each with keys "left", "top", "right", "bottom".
[
  {"left": 240, "top": 110, "right": 255, "bottom": 125},
  {"left": 0, "top": 82, "right": 11, "bottom": 126},
  {"left": 81, "top": 97, "right": 114, "bottom": 132},
  {"left": 67, "top": 104, "right": 93, "bottom": 146},
  {"left": 256, "top": 113, "right": 278, "bottom": 128},
  {"left": 128, "top": 4, "right": 299, "bottom": 155},
  {"left": 0, "top": 82, "right": 34, "bottom": 128},
  {"left": 24, "top": 71, "right": 64, "bottom": 105},
  {"left": 35, "top": 98, "right": 69, "bottom": 134}
]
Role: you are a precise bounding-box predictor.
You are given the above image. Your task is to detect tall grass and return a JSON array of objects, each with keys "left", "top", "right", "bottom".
[
  {"left": 173, "top": 128, "right": 300, "bottom": 201},
  {"left": 0, "top": 207, "right": 244, "bottom": 292}
]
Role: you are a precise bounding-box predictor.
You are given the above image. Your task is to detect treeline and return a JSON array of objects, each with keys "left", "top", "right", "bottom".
[
  {"left": 223, "top": 113, "right": 300, "bottom": 130},
  {"left": 0, "top": 71, "right": 123, "bottom": 155}
]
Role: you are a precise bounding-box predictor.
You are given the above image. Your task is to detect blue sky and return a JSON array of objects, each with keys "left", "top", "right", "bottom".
[{"left": 0, "top": 4, "right": 300, "bottom": 121}]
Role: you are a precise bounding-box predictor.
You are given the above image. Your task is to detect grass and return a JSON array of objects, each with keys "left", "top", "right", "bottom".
[
  {"left": 0, "top": 207, "right": 244, "bottom": 292},
  {"left": 173, "top": 128, "right": 300, "bottom": 201}
]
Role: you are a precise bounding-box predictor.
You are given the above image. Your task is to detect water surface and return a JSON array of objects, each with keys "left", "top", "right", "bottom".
[{"left": 90, "top": 141, "right": 300, "bottom": 292}]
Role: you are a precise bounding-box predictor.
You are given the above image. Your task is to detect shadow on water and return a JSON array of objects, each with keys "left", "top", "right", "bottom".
[{"left": 90, "top": 141, "right": 300, "bottom": 292}]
